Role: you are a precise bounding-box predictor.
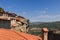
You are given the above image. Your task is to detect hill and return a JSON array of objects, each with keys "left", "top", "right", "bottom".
[
  {"left": 28, "top": 21, "right": 60, "bottom": 36},
  {"left": 29, "top": 21, "right": 60, "bottom": 29}
]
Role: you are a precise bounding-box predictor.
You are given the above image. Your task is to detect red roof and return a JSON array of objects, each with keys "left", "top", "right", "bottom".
[
  {"left": 0, "top": 28, "right": 42, "bottom": 40},
  {"left": 0, "top": 17, "right": 10, "bottom": 20},
  {"left": 0, "top": 12, "right": 17, "bottom": 17}
]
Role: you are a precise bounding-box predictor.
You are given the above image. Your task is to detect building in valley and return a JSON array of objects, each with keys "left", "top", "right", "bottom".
[{"left": 0, "top": 8, "right": 29, "bottom": 33}]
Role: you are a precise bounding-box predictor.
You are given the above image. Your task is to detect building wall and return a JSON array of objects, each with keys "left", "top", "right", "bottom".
[
  {"left": 0, "top": 12, "right": 29, "bottom": 33},
  {"left": 0, "top": 19, "right": 11, "bottom": 29},
  {"left": 11, "top": 19, "right": 17, "bottom": 27}
]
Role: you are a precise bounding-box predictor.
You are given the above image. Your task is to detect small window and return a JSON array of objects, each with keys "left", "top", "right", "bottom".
[
  {"left": 3, "top": 14, "right": 8, "bottom": 17},
  {"left": 0, "top": 13, "right": 3, "bottom": 16}
]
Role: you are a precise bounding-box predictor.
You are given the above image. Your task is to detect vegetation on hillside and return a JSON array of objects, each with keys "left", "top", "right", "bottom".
[
  {"left": 29, "top": 21, "right": 60, "bottom": 29},
  {"left": 28, "top": 21, "right": 60, "bottom": 36}
]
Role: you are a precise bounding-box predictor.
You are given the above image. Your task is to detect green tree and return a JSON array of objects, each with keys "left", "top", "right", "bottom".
[{"left": 0, "top": 7, "right": 4, "bottom": 12}]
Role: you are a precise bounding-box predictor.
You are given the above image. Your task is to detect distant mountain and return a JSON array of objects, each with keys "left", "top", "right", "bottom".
[
  {"left": 29, "top": 21, "right": 60, "bottom": 29},
  {"left": 30, "top": 22, "right": 45, "bottom": 25}
]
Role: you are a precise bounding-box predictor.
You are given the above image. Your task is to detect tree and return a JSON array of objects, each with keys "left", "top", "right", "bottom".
[{"left": 0, "top": 7, "right": 4, "bottom": 12}]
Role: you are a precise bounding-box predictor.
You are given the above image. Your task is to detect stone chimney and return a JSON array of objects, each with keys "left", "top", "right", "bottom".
[{"left": 42, "top": 28, "right": 48, "bottom": 40}]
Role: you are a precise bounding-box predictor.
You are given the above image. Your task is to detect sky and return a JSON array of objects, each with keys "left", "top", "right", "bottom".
[{"left": 0, "top": 0, "right": 60, "bottom": 22}]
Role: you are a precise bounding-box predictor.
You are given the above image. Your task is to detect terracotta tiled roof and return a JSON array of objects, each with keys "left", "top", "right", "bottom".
[
  {"left": 0, "top": 12, "right": 17, "bottom": 17},
  {"left": 15, "top": 17, "right": 28, "bottom": 23},
  {"left": 0, "top": 17, "right": 10, "bottom": 20},
  {"left": 15, "top": 16, "right": 26, "bottom": 21},
  {"left": 15, "top": 17, "right": 22, "bottom": 21},
  {"left": 17, "top": 16, "right": 25, "bottom": 19},
  {"left": 5, "top": 12, "right": 17, "bottom": 17},
  {"left": 0, "top": 28, "right": 42, "bottom": 40}
]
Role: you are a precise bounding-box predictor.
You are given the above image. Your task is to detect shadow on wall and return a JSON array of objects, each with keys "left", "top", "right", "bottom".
[{"left": 48, "top": 31, "right": 60, "bottom": 40}]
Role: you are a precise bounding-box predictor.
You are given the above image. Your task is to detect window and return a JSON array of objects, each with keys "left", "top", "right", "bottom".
[
  {"left": 3, "top": 14, "right": 8, "bottom": 17},
  {"left": 0, "top": 13, "right": 3, "bottom": 16}
]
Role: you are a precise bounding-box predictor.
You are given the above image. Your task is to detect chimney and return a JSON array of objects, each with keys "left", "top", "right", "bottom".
[{"left": 42, "top": 28, "right": 48, "bottom": 40}]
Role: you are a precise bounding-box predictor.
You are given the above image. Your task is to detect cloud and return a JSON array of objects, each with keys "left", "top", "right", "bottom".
[
  {"left": 19, "top": 11, "right": 28, "bottom": 18},
  {"left": 37, "top": 15, "right": 60, "bottom": 18},
  {"left": 34, "top": 10, "right": 47, "bottom": 14},
  {"left": 22, "top": 12, "right": 27, "bottom": 15},
  {"left": 17, "top": 8, "right": 60, "bottom": 22},
  {"left": 30, "top": 14, "right": 60, "bottom": 22},
  {"left": 34, "top": 8, "right": 48, "bottom": 15}
]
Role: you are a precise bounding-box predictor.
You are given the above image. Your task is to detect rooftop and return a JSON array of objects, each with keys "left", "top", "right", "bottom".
[{"left": 0, "top": 28, "right": 42, "bottom": 40}]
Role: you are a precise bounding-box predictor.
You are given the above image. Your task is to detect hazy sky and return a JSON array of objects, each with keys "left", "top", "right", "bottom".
[{"left": 0, "top": 0, "right": 60, "bottom": 22}]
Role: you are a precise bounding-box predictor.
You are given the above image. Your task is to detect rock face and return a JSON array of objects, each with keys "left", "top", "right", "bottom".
[
  {"left": 11, "top": 16, "right": 29, "bottom": 33},
  {"left": 0, "top": 8, "right": 29, "bottom": 33}
]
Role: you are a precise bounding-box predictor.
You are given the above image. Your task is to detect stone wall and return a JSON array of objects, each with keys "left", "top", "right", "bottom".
[{"left": 10, "top": 17, "right": 29, "bottom": 33}]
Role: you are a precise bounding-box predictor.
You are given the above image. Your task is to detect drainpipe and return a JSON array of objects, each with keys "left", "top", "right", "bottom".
[{"left": 42, "top": 28, "right": 48, "bottom": 40}]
